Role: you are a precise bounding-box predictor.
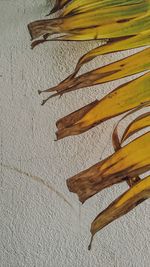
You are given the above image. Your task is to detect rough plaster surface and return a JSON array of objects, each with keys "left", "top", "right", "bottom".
[{"left": 0, "top": 0, "right": 150, "bottom": 266}]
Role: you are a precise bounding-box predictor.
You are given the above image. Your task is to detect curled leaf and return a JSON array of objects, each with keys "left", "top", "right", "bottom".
[{"left": 122, "top": 112, "right": 150, "bottom": 142}]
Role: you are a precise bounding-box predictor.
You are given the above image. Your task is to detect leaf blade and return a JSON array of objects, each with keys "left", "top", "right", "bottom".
[
  {"left": 89, "top": 174, "right": 150, "bottom": 249},
  {"left": 56, "top": 72, "right": 150, "bottom": 139},
  {"left": 67, "top": 132, "right": 150, "bottom": 203},
  {"left": 45, "top": 48, "right": 150, "bottom": 97}
]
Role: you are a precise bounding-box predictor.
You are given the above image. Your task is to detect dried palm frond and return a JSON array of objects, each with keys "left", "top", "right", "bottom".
[{"left": 28, "top": 0, "right": 150, "bottom": 249}]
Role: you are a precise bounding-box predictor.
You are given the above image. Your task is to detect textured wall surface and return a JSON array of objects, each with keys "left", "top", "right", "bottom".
[{"left": 0, "top": 1, "right": 150, "bottom": 266}]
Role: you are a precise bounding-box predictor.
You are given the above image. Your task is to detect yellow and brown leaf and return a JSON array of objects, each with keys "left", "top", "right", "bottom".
[
  {"left": 55, "top": 72, "right": 150, "bottom": 139},
  {"left": 67, "top": 132, "right": 150, "bottom": 203},
  {"left": 89, "top": 174, "right": 150, "bottom": 249},
  {"left": 39, "top": 48, "right": 150, "bottom": 98},
  {"left": 28, "top": 0, "right": 150, "bottom": 248},
  {"left": 28, "top": 0, "right": 150, "bottom": 41}
]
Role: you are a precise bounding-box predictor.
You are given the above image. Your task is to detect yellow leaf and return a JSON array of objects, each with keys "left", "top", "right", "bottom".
[
  {"left": 28, "top": 0, "right": 150, "bottom": 41},
  {"left": 70, "top": 30, "right": 150, "bottom": 78},
  {"left": 89, "top": 175, "right": 150, "bottom": 250},
  {"left": 55, "top": 72, "right": 150, "bottom": 139},
  {"left": 39, "top": 48, "right": 150, "bottom": 99},
  {"left": 112, "top": 106, "right": 150, "bottom": 186},
  {"left": 55, "top": 14, "right": 149, "bottom": 41},
  {"left": 67, "top": 132, "right": 150, "bottom": 203}
]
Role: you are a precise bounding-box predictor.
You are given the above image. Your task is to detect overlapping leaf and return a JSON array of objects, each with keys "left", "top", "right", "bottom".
[
  {"left": 112, "top": 105, "right": 150, "bottom": 185},
  {"left": 71, "top": 30, "right": 150, "bottom": 77},
  {"left": 67, "top": 106, "right": 150, "bottom": 247},
  {"left": 113, "top": 109, "right": 149, "bottom": 144}
]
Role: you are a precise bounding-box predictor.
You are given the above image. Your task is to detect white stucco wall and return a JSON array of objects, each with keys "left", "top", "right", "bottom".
[{"left": 0, "top": 0, "right": 150, "bottom": 266}]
